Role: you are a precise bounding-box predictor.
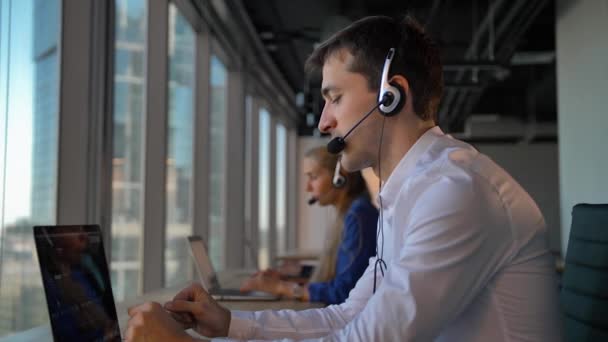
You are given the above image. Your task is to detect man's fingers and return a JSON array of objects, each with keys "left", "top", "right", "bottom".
[
  {"left": 127, "top": 304, "right": 144, "bottom": 317},
  {"left": 125, "top": 313, "right": 143, "bottom": 341},
  {"left": 164, "top": 302, "right": 195, "bottom": 324},
  {"left": 173, "top": 282, "right": 206, "bottom": 301},
  {"left": 128, "top": 301, "right": 162, "bottom": 317},
  {"left": 164, "top": 299, "right": 203, "bottom": 316},
  {"left": 167, "top": 310, "right": 194, "bottom": 330}
]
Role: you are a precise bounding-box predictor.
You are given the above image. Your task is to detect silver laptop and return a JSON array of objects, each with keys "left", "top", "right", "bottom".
[{"left": 187, "top": 236, "right": 279, "bottom": 301}]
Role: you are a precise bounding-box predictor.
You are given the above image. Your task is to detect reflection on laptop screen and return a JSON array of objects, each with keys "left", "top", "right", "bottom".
[{"left": 34, "top": 225, "right": 121, "bottom": 342}]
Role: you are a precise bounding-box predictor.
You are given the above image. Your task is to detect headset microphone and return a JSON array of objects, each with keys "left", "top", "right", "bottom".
[
  {"left": 327, "top": 102, "right": 382, "bottom": 154},
  {"left": 327, "top": 48, "right": 405, "bottom": 155}
]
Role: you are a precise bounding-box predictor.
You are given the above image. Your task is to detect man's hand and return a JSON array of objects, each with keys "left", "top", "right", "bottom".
[
  {"left": 126, "top": 302, "right": 193, "bottom": 342},
  {"left": 164, "top": 283, "right": 231, "bottom": 338}
]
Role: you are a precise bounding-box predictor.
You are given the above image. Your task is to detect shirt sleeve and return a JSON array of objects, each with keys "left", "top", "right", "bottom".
[
  {"left": 226, "top": 255, "right": 379, "bottom": 341},
  {"left": 308, "top": 204, "right": 378, "bottom": 304}
]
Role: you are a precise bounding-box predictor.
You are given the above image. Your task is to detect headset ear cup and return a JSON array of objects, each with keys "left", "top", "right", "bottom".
[
  {"left": 384, "top": 81, "right": 406, "bottom": 116},
  {"left": 333, "top": 174, "right": 347, "bottom": 188}
]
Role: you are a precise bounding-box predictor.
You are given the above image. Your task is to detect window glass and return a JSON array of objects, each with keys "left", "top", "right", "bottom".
[
  {"left": 0, "top": 0, "right": 60, "bottom": 335},
  {"left": 208, "top": 55, "right": 228, "bottom": 270},
  {"left": 275, "top": 124, "right": 287, "bottom": 256},
  {"left": 257, "top": 108, "right": 271, "bottom": 269},
  {"left": 111, "top": 0, "right": 147, "bottom": 301},
  {"left": 165, "top": 3, "right": 196, "bottom": 287}
]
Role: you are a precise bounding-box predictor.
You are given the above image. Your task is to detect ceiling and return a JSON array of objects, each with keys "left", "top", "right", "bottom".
[{"left": 242, "top": 0, "right": 556, "bottom": 140}]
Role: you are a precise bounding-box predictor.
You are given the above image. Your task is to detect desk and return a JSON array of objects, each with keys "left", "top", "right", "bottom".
[{"left": 0, "top": 271, "right": 323, "bottom": 342}]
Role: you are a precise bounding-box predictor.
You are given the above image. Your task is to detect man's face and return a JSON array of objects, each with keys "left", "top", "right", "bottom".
[{"left": 318, "top": 51, "right": 380, "bottom": 172}]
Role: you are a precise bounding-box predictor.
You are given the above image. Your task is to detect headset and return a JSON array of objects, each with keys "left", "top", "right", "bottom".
[
  {"left": 326, "top": 48, "right": 406, "bottom": 155},
  {"left": 332, "top": 158, "right": 347, "bottom": 188},
  {"left": 308, "top": 157, "right": 347, "bottom": 205},
  {"left": 378, "top": 48, "right": 406, "bottom": 117},
  {"left": 326, "top": 48, "right": 407, "bottom": 293},
  {"left": 326, "top": 48, "right": 405, "bottom": 294}
]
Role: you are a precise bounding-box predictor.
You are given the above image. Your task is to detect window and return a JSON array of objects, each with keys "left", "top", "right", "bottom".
[
  {"left": 111, "top": 0, "right": 146, "bottom": 301},
  {"left": 275, "top": 123, "right": 287, "bottom": 256},
  {"left": 0, "top": 0, "right": 60, "bottom": 335},
  {"left": 257, "top": 108, "right": 271, "bottom": 269},
  {"left": 165, "top": 3, "right": 195, "bottom": 287},
  {"left": 208, "top": 55, "right": 228, "bottom": 270},
  {"left": 243, "top": 95, "right": 256, "bottom": 267}
]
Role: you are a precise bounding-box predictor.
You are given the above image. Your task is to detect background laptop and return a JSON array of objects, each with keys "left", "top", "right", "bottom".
[
  {"left": 187, "top": 235, "right": 279, "bottom": 301},
  {"left": 33, "top": 225, "right": 121, "bottom": 342}
]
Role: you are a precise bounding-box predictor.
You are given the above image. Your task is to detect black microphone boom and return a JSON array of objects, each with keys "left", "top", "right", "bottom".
[
  {"left": 308, "top": 198, "right": 318, "bottom": 205},
  {"left": 326, "top": 101, "right": 384, "bottom": 155}
]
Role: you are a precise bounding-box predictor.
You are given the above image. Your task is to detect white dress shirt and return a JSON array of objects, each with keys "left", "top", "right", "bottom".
[{"left": 226, "top": 126, "right": 562, "bottom": 341}]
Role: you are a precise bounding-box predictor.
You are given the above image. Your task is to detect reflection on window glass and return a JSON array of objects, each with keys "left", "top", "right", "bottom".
[
  {"left": 0, "top": 0, "right": 60, "bottom": 335},
  {"left": 276, "top": 124, "right": 287, "bottom": 256},
  {"left": 209, "top": 56, "right": 227, "bottom": 270},
  {"left": 258, "top": 108, "right": 271, "bottom": 269},
  {"left": 165, "top": 4, "right": 195, "bottom": 287},
  {"left": 111, "top": 0, "right": 146, "bottom": 301}
]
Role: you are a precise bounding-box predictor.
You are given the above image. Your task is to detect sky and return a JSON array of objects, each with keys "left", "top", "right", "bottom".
[{"left": 1, "top": 0, "right": 35, "bottom": 225}]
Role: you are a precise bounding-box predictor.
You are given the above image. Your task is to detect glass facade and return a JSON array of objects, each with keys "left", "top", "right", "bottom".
[
  {"left": 111, "top": 0, "right": 147, "bottom": 301},
  {"left": 165, "top": 3, "right": 195, "bottom": 287},
  {"left": 258, "top": 108, "right": 271, "bottom": 269},
  {"left": 0, "top": 2, "right": 297, "bottom": 336},
  {"left": 275, "top": 124, "right": 287, "bottom": 256},
  {"left": 0, "top": 0, "right": 60, "bottom": 335},
  {"left": 208, "top": 56, "right": 228, "bottom": 270}
]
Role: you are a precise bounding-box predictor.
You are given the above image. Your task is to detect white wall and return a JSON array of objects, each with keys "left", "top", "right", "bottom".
[
  {"left": 556, "top": 0, "right": 608, "bottom": 253},
  {"left": 476, "top": 143, "right": 561, "bottom": 253},
  {"left": 297, "top": 137, "right": 336, "bottom": 253}
]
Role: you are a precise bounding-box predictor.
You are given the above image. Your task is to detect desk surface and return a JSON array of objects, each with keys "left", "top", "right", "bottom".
[{"left": 0, "top": 271, "right": 324, "bottom": 342}]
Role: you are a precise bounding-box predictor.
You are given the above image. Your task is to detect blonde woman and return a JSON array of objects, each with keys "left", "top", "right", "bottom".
[{"left": 240, "top": 146, "right": 378, "bottom": 304}]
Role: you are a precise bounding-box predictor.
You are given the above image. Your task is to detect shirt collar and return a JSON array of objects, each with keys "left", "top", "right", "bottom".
[{"left": 378, "top": 126, "right": 445, "bottom": 208}]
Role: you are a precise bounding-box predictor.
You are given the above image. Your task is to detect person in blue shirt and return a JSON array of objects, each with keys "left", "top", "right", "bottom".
[{"left": 240, "top": 146, "right": 378, "bottom": 305}]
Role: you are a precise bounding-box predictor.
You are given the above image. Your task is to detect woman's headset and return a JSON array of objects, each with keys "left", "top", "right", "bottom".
[{"left": 332, "top": 158, "right": 347, "bottom": 188}]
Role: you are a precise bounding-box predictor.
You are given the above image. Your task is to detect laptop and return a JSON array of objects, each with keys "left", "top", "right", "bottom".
[
  {"left": 187, "top": 235, "right": 279, "bottom": 301},
  {"left": 33, "top": 225, "right": 121, "bottom": 342}
]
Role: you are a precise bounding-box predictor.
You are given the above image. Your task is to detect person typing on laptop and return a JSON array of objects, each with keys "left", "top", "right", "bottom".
[
  {"left": 239, "top": 146, "right": 378, "bottom": 305},
  {"left": 126, "top": 15, "right": 561, "bottom": 341}
]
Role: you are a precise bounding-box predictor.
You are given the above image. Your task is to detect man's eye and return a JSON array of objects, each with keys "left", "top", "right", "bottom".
[{"left": 331, "top": 95, "right": 341, "bottom": 104}]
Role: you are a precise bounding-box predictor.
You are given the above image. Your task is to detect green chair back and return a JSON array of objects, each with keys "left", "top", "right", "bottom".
[{"left": 561, "top": 203, "right": 608, "bottom": 341}]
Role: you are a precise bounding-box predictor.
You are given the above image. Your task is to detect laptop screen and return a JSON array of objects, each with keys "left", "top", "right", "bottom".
[
  {"left": 187, "top": 236, "right": 220, "bottom": 291},
  {"left": 34, "top": 225, "right": 121, "bottom": 342}
]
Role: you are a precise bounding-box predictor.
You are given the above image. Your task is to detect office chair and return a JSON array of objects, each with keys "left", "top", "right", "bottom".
[{"left": 561, "top": 203, "right": 608, "bottom": 341}]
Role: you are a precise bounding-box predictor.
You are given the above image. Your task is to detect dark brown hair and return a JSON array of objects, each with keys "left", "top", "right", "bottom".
[{"left": 306, "top": 15, "right": 443, "bottom": 122}]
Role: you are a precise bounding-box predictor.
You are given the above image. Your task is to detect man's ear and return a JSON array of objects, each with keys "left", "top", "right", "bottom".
[{"left": 389, "top": 75, "right": 410, "bottom": 100}]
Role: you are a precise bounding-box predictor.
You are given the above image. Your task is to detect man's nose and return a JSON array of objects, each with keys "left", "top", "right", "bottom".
[{"left": 318, "top": 105, "right": 337, "bottom": 134}]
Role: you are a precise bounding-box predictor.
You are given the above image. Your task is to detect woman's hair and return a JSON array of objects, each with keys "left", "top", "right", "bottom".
[{"left": 305, "top": 146, "right": 370, "bottom": 282}]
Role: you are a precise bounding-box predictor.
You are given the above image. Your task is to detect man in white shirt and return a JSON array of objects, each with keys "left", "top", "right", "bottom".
[{"left": 126, "top": 15, "right": 562, "bottom": 341}]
